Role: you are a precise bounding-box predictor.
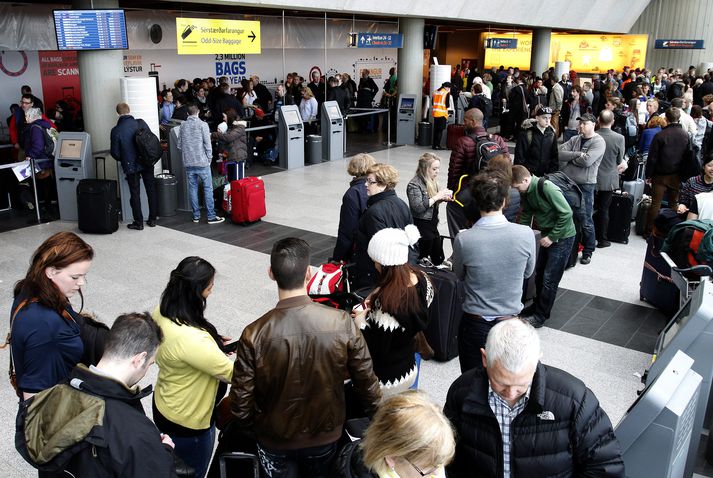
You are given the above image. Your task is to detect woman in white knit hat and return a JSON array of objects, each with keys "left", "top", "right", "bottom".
[{"left": 353, "top": 225, "right": 434, "bottom": 396}]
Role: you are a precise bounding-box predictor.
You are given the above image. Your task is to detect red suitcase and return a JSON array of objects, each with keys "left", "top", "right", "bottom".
[
  {"left": 230, "top": 177, "right": 266, "bottom": 224},
  {"left": 446, "top": 124, "right": 465, "bottom": 150}
]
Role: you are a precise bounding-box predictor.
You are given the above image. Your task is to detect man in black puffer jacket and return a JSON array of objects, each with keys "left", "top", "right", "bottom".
[
  {"left": 514, "top": 107, "right": 559, "bottom": 177},
  {"left": 444, "top": 319, "right": 624, "bottom": 478}
]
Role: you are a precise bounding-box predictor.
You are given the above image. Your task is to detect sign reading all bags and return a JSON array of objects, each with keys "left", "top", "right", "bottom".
[
  {"left": 486, "top": 38, "right": 518, "bottom": 49},
  {"left": 176, "top": 18, "right": 261, "bottom": 55},
  {"left": 655, "top": 39, "right": 704, "bottom": 50},
  {"left": 357, "top": 33, "right": 403, "bottom": 49}
]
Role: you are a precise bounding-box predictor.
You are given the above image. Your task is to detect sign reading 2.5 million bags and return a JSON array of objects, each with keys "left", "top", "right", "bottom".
[{"left": 176, "top": 18, "right": 261, "bottom": 55}]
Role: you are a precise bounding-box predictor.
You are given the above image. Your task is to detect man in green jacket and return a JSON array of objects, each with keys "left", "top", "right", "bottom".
[{"left": 512, "top": 165, "right": 576, "bottom": 328}]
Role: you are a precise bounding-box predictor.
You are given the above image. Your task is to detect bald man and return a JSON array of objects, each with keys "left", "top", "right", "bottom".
[{"left": 594, "top": 110, "right": 627, "bottom": 248}]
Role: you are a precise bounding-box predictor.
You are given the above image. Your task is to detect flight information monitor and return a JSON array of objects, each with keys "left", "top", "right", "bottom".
[{"left": 54, "top": 9, "right": 129, "bottom": 51}]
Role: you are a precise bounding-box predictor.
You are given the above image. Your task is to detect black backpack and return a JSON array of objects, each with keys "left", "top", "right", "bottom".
[
  {"left": 134, "top": 120, "right": 162, "bottom": 168},
  {"left": 32, "top": 124, "right": 56, "bottom": 159},
  {"left": 467, "top": 132, "right": 506, "bottom": 172},
  {"left": 537, "top": 171, "right": 583, "bottom": 213}
]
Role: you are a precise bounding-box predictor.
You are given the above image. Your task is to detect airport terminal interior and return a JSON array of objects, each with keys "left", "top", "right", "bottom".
[{"left": 2, "top": 0, "right": 713, "bottom": 476}]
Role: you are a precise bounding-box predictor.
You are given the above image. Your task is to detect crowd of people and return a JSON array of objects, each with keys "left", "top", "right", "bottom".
[{"left": 8, "top": 61, "right": 713, "bottom": 478}]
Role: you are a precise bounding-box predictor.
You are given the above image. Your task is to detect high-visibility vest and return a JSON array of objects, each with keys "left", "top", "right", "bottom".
[{"left": 433, "top": 90, "right": 448, "bottom": 118}]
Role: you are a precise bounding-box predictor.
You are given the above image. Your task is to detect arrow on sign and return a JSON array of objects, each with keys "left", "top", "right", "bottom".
[{"left": 248, "top": 31, "right": 256, "bottom": 42}]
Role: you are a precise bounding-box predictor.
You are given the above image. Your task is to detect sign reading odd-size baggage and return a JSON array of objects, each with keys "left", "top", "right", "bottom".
[{"left": 176, "top": 18, "right": 261, "bottom": 55}]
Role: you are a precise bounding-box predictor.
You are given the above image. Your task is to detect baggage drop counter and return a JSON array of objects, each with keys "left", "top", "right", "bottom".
[
  {"left": 54, "top": 132, "right": 93, "bottom": 221},
  {"left": 278, "top": 105, "right": 304, "bottom": 169},
  {"left": 320, "top": 101, "right": 343, "bottom": 161},
  {"left": 396, "top": 95, "right": 416, "bottom": 145},
  {"left": 642, "top": 277, "right": 713, "bottom": 476}
]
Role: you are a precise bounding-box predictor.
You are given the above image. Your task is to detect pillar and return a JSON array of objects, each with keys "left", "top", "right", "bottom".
[
  {"left": 398, "top": 18, "right": 425, "bottom": 122},
  {"left": 530, "top": 28, "right": 552, "bottom": 76},
  {"left": 73, "top": 0, "right": 124, "bottom": 178}
]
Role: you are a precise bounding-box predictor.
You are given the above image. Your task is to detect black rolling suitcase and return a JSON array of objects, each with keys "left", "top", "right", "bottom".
[
  {"left": 416, "top": 266, "right": 464, "bottom": 361},
  {"left": 607, "top": 192, "right": 634, "bottom": 244},
  {"left": 522, "top": 230, "right": 541, "bottom": 303},
  {"left": 77, "top": 180, "right": 119, "bottom": 234},
  {"left": 640, "top": 234, "right": 679, "bottom": 317}
]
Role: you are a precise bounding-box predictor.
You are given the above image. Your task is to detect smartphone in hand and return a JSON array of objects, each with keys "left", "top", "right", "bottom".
[{"left": 223, "top": 340, "right": 239, "bottom": 353}]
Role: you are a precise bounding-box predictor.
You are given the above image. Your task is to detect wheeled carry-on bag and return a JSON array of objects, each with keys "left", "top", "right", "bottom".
[
  {"left": 640, "top": 234, "right": 679, "bottom": 317},
  {"left": 230, "top": 177, "right": 266, "bottom": 224},
  {"left": 416, "top": 265, "right": 464, "bottom": 361},
  {"left": 607, "top": 192, "right": 634, "bottom": 244},
  {"left": 77, "top": 156, "right": 119, "bottom": 234},
  {"left": 446, "top": 124, "right": 465, "bottom": 150},
  {"left": 623, "top": 156, "right": 646, "bottom": 219}
]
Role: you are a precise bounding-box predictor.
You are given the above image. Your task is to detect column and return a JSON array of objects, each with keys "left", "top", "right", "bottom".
[
  {"left": 73, "top": 0, "right": 124, "bottom": 177},
  {"left": 530, "top": 28, "right": 552, "bottom": 76},
  {"left": 398, "top": 18, "right": 425, "bottom": 121}
]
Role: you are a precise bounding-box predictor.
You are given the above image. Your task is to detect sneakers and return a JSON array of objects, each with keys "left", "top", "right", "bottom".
[
  {"left": 208, "top": 216, "right": 225, "bottom": 225},
  {"left": 192, "top": 218, "right": 200, "bottom": 223},
  {"left": 580, "top": 254, "right": 592, "bottom": 265},
  {"left": 596, "top": 240, "right": 611, "bottom": 248}
]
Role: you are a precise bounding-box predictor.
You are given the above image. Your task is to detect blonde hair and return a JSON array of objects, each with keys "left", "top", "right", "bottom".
[
  {"left": 416, "top": 152, "right": 441, "bottom": 198},
  {"left": 302, "top": 86, "right": 314, "bottom": 99},
  {"left": 367, "top": 163, "right": 399, "bottom": 190},
  {"left": 361, "top": 391, "right": 455, "bottom": 475},
  {"left": 348, "top": 153, "right": 376, "bottom": 177}
]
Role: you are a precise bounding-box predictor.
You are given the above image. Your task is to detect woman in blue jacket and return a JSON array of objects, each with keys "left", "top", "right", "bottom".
[{"left": 333, "top": 153, "right": 376, "bottom": 261}]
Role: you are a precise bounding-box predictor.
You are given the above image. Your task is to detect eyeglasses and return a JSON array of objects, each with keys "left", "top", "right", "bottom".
[
  {"left": 366, "top": 179, "right": 379, "bottom": 185},
  {"left": 405, "top": 457, "right": 437, "bottom": 477}
]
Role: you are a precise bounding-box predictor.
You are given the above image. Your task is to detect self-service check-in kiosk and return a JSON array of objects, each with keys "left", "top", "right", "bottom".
[
  {"left": 320, "top": 101, "right": 344, "bottom": 161},
  {"left": 396, "top": 95, "right": 416, "bottom": 145},
  {"left": 278, "top": 105, "right": 304, "bottom": 169},
  {"left": 54, "top": 132, "right": 94, "bottom": 221},
  {"left": 643, "top": 277, "right": 713, "bottom": 477}
]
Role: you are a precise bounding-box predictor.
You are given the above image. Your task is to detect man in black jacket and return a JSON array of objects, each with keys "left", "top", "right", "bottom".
[
  {"left": 514, "top": 106, "right": 558, "bottom": 176},
  {"left": 17, "top": 313, "right": 182, "bottom": 477},
  {"left": 444, "top": 319, "right": 624, "bottom": 478}
]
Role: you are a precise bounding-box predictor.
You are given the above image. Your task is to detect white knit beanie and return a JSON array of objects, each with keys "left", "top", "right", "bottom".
[{"left": 367, "top": 225, "right": 421, "bottom": 266}]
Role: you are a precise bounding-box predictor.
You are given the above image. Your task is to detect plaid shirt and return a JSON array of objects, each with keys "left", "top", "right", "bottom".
[{"left": 488, "top": 384, "right": 530, "bottom": 478}]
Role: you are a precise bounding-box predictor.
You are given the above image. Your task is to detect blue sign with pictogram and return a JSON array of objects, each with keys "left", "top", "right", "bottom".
[
  {"left": 357, "top": 33, "right": 403, "bottom": 49},
  {"left": 655, "top": 39, "right": 704, "bottom": 49},
  {"left": 486, "top": 38, "right": 518, "bottom": 49}
]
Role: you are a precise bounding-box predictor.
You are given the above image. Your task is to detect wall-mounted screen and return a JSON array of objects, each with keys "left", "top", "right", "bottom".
[{"left": 54, "top": 9, "right": 129, "bottom": 51}]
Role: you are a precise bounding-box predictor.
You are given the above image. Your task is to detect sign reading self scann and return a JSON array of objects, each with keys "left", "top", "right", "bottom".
[{"left": 176, "top": 18, "right": 261, "bottom": 55}]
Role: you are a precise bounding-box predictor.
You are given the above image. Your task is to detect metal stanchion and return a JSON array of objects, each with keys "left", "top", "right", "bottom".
[
  {"left": 387, "top": 111, "right": 392, "bottom": 147},
  {"left": 29, "top": 158, "right": 41, "bottom": 224}
]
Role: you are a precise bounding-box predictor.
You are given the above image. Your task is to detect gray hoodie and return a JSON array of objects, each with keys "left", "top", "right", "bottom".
[{"left": 177, "top": 115, "right": 212, "bottom": 168}]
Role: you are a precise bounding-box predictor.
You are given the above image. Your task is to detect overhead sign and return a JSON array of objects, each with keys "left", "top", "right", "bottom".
[
  {"left": 486, "top": 38, "right": 518, "bottom": 49},
  {"left": 357, "top": 33, "right": 403, "bottom": 49},
  {"left": 176, "top": 18, "right": 261, "bottom": 55},
  {"left": 655, "top": 39, "right": 704, "bottom": 50}
]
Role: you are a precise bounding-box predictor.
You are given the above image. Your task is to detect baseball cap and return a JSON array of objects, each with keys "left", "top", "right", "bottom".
[
  {"left": 536, "top": 106, "right": 553, "bottom": 116},
  {"left": 576, "top": 113, "right": 597, "bottom": 123}
]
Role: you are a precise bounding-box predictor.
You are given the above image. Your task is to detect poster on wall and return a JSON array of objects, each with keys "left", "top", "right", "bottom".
[
  {"left": 354, "top": 56, "right": 397, "bottom": 106},
  {"left": 38, "top": 51, "right": 81, "bottom": 114},
  {"left": 482, "top": 32, "right": 648, "bottom": 73}
]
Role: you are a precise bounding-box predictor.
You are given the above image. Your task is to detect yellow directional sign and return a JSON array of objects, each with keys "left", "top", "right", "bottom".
[{"left": 176, "top": 18, "right": 261, "bottom": 55}]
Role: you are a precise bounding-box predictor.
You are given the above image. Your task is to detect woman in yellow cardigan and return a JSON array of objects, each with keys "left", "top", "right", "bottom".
[{"left": 152, "top": 256, "right": 234, "bottom": 478}]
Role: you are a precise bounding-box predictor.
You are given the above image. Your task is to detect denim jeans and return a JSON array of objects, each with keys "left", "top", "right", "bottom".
[
  {"left": 172, "top": 426, "right": 215, "bottom": 478},
  {"left": 257, "top": 441, "right": 337, "bottom": 478},
  {"left": 574, "top": 183, "right": 596, "bottom": 255},
  {"left": 533, "top": 235, "right": 576, "bottom": 323},
  {"left": 186, "top": 166, "right": 217, "bottom": 221}
]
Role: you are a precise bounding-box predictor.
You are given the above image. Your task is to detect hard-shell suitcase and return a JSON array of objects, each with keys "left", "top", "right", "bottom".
[
  {"left": 607, "top": 192, "right": 634, "bottom": 244},
  {"left": 446, "top": 124, "right": 465, "bottom": 150},
  {"left": 635, "top": 198, "right": 651, "bottom": 236},
  {"left": 230, "top": 177, "right": 266, "bottom": 224},
  {"left": 416, "top": 265, "right": 464, "bottom": 361},
  {"left": 640, "top": 234, "right": 679, "bottom": 317},
  {"left": 623, "top": 179, "right": 645, "bottom": 219},
  {"left": 77, "top": 179, "right": 119, "bottom": 234}
]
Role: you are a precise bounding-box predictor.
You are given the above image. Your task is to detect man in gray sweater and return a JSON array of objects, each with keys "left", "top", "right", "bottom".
[
  {"left": 178, "top": 104, "right": 224, "bottom": 224},
  {"left": 452, "top": 170, "right": 537, "bottom": 372},
  {"left": 559, "top": 112, "right": 605, "bottom": 264}
]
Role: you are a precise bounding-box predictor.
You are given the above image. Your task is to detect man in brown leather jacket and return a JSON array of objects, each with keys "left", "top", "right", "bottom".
[{"left": 230, "top": 237, "right": 381, "bottom": 477}]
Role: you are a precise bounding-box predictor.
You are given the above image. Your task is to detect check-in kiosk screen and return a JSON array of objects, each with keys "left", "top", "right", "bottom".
[
  {"left": 59, "top": 139, "right": 83, "bottom": 160},
  {"left": 328, "top": 105, "right": 340, "bottom": 118},
  {"left": 659, "top": 299, "right": 694, "bottom": 352},
  {"left": 283, "top": 110, "right": 301, "bottom": 125},
  {"left": 400, "top": 98, "right": 415, "bottom": 110}
]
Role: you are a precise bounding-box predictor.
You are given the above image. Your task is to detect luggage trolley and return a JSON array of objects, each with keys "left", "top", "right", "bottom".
[{"left": 660, "top": 251, "right": 711, "bottom": 309}]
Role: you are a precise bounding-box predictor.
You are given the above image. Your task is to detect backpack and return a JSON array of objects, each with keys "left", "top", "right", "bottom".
[
  {"left": 134, "top": 120, "right": 162, "bottom": 168},
  {"left": 468, "top": 132, "right": 506, "bottom": 172},
  {"left": 623, "top": 112, "right": 638, "bottom": 148},
  {"left": 32, "top": 124, "right": 57, "bottom": 159},
  {"left": 471, "top": 95, "right": 493, "bottom": 119},
  {"left": 661, "top": 219, "right": 713, "bottom": 276},
  {"left": 536, "top": 171, "right": 583, "bottom": 212}
]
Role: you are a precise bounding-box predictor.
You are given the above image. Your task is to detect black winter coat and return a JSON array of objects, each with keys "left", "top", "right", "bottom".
[
  {"left": 110, "top": 115, "right": 149, "bottom": 175},
  {"left": 646, "top": 123, "right": 690, "bottom": 177},
  {"left": 444, "top": 363, "right": 625, "bottom": 478},
  {"left": 514, "top": 119, "right": 559, "bottom": 176},
  {"left": 353, "top": 190, "right": 415, "bottom": 288},
  {"left": 333, "top": 441, "right": 377, "bottom": 478},
  {"left": 333, "top": 177, "right": 368, "bottom": 261}
]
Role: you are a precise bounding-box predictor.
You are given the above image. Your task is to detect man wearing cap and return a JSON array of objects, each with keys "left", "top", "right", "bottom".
[
  {"left": 432, "top": 82, "right": 452, "bottom": 150},
  {"left": 558, "top": 112, "right": 606, "bottom": 265},
  {"left": 515, "top": 106, "right": 559, "bottom": 177}
]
